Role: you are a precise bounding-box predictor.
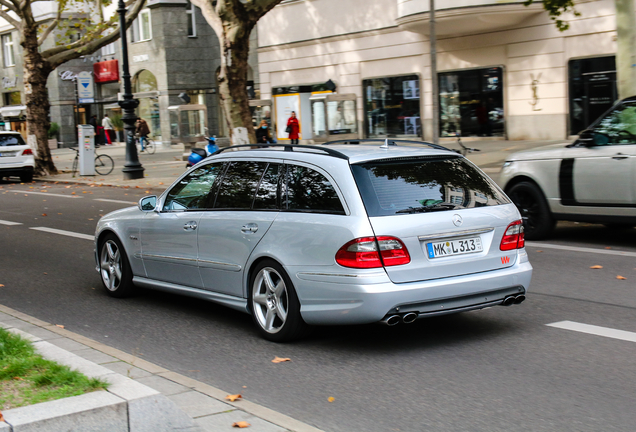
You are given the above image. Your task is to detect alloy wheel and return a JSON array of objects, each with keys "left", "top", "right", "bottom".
[
  {"left": 252, "top": 267, "right": 289, "bottom": 334},
  {"left": 100, "top": 240, "right": 122, "bottom": 292}
]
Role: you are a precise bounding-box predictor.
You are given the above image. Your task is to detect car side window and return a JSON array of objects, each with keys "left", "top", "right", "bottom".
[
  {"left": 253, "top": 163, "right": 281, "bottom": 210},
  {"left": 214, "top": 161, "right": 268, "bottom": 209},
  {"left": 163, "top": 163, "right": 223, "bottom": 211},
  {"left": 594, "top": 104, "right": 636, "bottom": 145},
  {"left": 283, "top": 164, "right": 345, "bottom": 214}
]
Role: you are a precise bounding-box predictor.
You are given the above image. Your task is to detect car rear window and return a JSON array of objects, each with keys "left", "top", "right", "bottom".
[
  {"left": 0, "top": 134, "right": 26, "bottom": 147},
  {"left": 351, "top": 156, "right": 509, "bottom": 217}
]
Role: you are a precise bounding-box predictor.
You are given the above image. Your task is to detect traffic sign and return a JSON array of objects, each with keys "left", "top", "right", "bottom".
[{"left": 77, "top": 71, "right": 94, "bottom": 103}]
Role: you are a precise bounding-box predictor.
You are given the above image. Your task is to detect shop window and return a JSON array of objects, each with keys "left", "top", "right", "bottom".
[
  {"left": 133, "top": 69, "right": 158, "bottom": 93},
  {"left": 438, "top": 67, "right": 504, "bottom": 138},
  {"left": 2, "top": 34, "right": 15, "bottom": 67},
  {"left": 186, "top": 1, "right": 197, "bottom": 37},
  {"left": 327, "top": 100, "right": 357, "bottom": 135},
  {"left": 4, "top": 91, "right": 21, "bottom": 106},
  {"left": 568, "top": 56, "right": 617, "bottom": 135},
  {"left": 363, "top": 75, "right": 420, "bottom": 138},
  {"left": 131, "top": 9, "right": 152, "bottom": 42}
]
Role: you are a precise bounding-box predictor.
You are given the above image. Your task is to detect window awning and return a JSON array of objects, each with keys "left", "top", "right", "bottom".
[{"left": 0, "top": 105, "right": 26, "bottom": 117}]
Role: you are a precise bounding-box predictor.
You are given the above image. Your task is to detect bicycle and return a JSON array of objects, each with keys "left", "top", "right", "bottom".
[
  {"left": 135, "top": 134, "right": 156, "bottom": 155},
  {"left": 71, "top": 147, "right": 115, "bottom": 177},
  {"left": 455, "top": 132, "right": 480, "bottom": 156}
]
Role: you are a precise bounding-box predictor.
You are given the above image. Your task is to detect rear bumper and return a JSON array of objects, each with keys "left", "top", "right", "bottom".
[
  {"left": 0, "top": 161, "right": 34, "bottom": 177},
  {"left": 292, "top": 252, "right": 532, "bottom": 325}
]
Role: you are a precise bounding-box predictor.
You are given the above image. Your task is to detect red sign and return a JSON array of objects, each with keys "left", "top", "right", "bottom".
[{"left": 93, "top": 60, "right": 119, "bottom": 83}]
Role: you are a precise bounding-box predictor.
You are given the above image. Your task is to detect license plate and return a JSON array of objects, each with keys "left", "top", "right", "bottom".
[
  {"left": 0, "top": 152, "right": 16, "bottom": 157},
  {"left": 426, "top": 236, "right": 483, "bottom": 259}
]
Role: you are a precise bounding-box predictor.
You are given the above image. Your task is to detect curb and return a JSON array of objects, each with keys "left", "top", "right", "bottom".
[{"left": 0, "top": 305, "right": 323, "bottom": 432}]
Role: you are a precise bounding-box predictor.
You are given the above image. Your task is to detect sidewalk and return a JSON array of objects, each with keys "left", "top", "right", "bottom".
[
  {"left": 39, "top": 139, "right": 566, "bottom": 191},
  {"left": 0, "top": 304, "right": 323, "bottom": 432}
]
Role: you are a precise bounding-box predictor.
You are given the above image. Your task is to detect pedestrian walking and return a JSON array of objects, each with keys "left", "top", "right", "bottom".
[
  {"left": 135, "top": 117, "right": 151, "bottom": 152},
  {"left": 256, "top": 120, "right": 274, "bottom": 144},
  {"left": 286, "top": 111, "right": 299, "bottom": 144},
  {"left": 88, "top": 115, "right": 100, "bottom": 147},
  {"left": 102, "top": 114, "right": 114, "bottom": 145}
]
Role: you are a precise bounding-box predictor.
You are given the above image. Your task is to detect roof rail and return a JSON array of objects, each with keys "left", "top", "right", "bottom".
[
  {"left": 324, "top": 138, "right": 450, "bottom": 152},
  {"left": 211, "top": 143, "right": 349, "bottom": 160}
]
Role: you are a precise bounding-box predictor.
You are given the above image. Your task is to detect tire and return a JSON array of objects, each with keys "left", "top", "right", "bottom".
[
  {"left": 94, "top": 154, "right": 114, "bottom": 175},
  {"left": 71, "top": 156, "right": 78, "bottom": 178},
  {"left": 507, "top": 181, "right": 555, "bottom": 240},
  {"left": 249, "top": 260, "right": 308, "bottom": 342},
  {"left": 20, "top": 169, "right": 33, "bottom": 182},
  {"left": 99, "top": 233, "right": 136, "bottom": 298},
  {"left": 145, "top": 138, "right": 156, "bottom": 155}
]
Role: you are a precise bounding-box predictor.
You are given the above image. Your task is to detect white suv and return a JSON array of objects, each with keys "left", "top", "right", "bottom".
[
  {"left": 0, "top": 132, "right": 34, "bottom": 182},
  {"left": 500, "top": 97, "right": 636, "bottom": 239}
]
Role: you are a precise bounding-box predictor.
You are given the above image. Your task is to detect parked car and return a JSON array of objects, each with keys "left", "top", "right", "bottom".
[
  {"left": 0, "top": 132, "right": 34, "bottom": 182},
  {"left": 95, "top": 140, "right": 532, "bottom": 341},
  {"left": 500, "top": 96, "right": 636, "bottom": 239}
]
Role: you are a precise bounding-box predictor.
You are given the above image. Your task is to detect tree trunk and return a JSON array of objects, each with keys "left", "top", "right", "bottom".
[
  {"left": 615, "top": 0, "right": 636, "bottom": 99},
  {"left": 217, "top": 26, "right": 256, "bottom": 145},
  {"left": 22, "top": 25, "right": 56, "bottom": 175}
]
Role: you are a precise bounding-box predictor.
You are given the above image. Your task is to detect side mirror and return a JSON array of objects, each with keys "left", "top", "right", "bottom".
[{"left": 139, "top": 195, "right": 158, "bottom": 212}]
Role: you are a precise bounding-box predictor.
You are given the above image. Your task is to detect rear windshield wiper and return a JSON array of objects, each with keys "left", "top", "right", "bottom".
[{"left": 395, "top": 203, "right": 462, "bottom": 214}]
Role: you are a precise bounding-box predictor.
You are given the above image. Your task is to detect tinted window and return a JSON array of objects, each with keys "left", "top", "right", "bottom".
[
  {"left": 351, "top": 156, "right": 509, "bottom": 217},
  {"left": 253, "top": 163, "right": 281, "bottom": 210},
  {"left": 0, "top": 134, "right": 25, "bottom": 147},
  {"left": 593, "top": 103, "right": 636, "bottom": 145},
  {"left": 214, "top": 161, "right": 268, "bottom": 209},
  {"left": 163, "top": 163, "right": 223, "bottom": 211},
  {"left": 284, "top": 164, "right": 345, "bottom": 214}
]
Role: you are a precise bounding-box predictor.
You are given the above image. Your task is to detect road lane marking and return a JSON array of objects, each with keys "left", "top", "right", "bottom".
[
  {"left": 547, "top": 321, "right": 636, "bottom": 343},
  {"left": 11, "top": 191, "right": 83, "bottom": 199},
  {"left": 30, "top": 227, "right": 93, "bottom": 241},
  {"left": 526, "top": 242, "right": 636, "bottom": 258},
  {"left": 0, "top": 220, "right": 22, "bottom": 225},
  {"left": 93, "top": 198, "right": 136, "bottom": 205}
]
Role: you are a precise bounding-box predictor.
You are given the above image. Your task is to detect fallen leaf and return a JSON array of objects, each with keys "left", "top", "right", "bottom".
[
  {"left": 232, "top": 421, "right": 250, "bottom": 428},
  {"left": 43, "top": 272, "right": 47, "bottom": 275},
  {"left": 225, "top": 394, "right": 242, "bottom": 402},
  {"left": 65, "top": 185, "right": 71, "bottom": 188},
  {"left": 242, "top": 386, "right": 247, "bottom": 388},
  {"left": 605, "top": 247, "right": 612, "bottom": 250},
  {"left": 589, "top": 265, "right": 603, "bottom": 269},
  {"left": 71, "top": 192, "right": 76, "bottom": 195},
  {"left": 536, "top": 250, "right": 543, "bottom": 253},
  {"left": 56, "top": 324, "right": 64, "bottom": 329},
  {"left": 0, "top": 411, "right": 4, "bottom": 422},
  {"left": 12, "top": 377, "right": 23, "bottom": 381},
  {"left": 0, "top": 284, "right": 4, "bottom": 287},
  {"left": 617, "top": 275, "right": 627, "bottom": 280},
  {"left": 42, "top": 213, "right": 47, "bottom": 217},
  {"left": 159, "top": 182, "right": 164, "bottom": 185},
  {"left": 271, "top": 356, "right": 291, "bottom": 363},
  {"left": 82, "top": 191, "right": 87, "bottom": 194},
  {"left": 328, "top": 396, "right": 335, "bottom": 403}
]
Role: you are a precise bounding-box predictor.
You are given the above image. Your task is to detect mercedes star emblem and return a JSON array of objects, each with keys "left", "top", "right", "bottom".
[{"left": 452, "top": 214, "right": 463, "bottom": 227}]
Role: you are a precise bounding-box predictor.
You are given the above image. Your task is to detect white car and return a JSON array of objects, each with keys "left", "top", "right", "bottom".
[
  {"left": 0, "top": 131, "right": 34, "bottom": 182},
  {"left": 500, "top": 97, "right": 636, "bottom": 239}
]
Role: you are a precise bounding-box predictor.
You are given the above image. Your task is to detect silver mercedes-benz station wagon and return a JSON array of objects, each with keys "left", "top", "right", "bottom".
[{"left": 95, "top": 140, "right": 532, "bottom": 341}]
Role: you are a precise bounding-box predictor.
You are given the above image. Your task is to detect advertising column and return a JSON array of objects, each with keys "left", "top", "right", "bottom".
[{"left": 78, "top": 125, "right": 95, "bottom": 176}]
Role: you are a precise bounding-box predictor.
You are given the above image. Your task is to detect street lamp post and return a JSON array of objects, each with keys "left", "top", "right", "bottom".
[{"left": 117, "top": 0, "right": 144, "bottom": 180}]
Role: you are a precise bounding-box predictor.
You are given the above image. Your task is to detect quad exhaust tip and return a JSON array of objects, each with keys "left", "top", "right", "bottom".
[{"left": 502, "top": 294, "right": 526, "bottom": 306}]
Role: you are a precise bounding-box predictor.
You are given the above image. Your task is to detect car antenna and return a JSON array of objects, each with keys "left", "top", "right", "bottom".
[{"left": 380, "top": 138, "right": 389, "bottom": 149}]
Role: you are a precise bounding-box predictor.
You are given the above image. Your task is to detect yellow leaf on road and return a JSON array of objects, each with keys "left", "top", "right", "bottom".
[
  {"left": 225, "top": 394, "right": 242, "bottom": 402},
  {"left": 56, "top": 324, "right": 64, "bottom": 329},
  {"left": 589, "top": 265, "right": 603, "bottom": 269},
  {"left": 271, "top": 356, "right": 291, "bottom": 363},
  {"left": 232, "top": 421, "right": 250, "bottom": 428},
  {"left": 617, "top": 275, "right": 627, "bottom": 280},
  {"left": 328, "top": 396, "right": 335, "bottom": 403},
  {"left": 0, "top": 284, "right": 4, "bottom": 287}
]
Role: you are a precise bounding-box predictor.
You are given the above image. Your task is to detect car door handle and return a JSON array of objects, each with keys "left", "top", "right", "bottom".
[
  {"left": 612, "top": 153, "right": 629, "bottom": 160},
  {"left": 241, "top": 223, "right": 258, "bottom": 234},
  {"left": 183, "top": 221, "right": 198, "bottom": 231}
]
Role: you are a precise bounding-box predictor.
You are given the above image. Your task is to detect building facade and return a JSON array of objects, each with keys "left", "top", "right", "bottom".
[
  {"left": 258, "top": 0, "right": 622, "bottom": 142},
  {"left": 0, "top": 0, "right": 235, "bottom": 148}
]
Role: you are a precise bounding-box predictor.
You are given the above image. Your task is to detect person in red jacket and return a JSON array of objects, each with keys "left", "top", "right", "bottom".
[{"left": 286, "top": 111, "right": 300, "bottom": 144}]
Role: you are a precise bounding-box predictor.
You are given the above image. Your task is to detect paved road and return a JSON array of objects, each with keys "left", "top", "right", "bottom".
[{"left": 1, "top": 180, "right": 636, "bottom": 432}]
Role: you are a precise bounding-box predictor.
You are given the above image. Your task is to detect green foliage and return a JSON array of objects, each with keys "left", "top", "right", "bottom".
[
  {"left": 524, "top": 0, "right": 581, "bottom": 31},
  {"left": 48, "top": 122, "right": 60, "bottom": 139},
  {"left": 110, "top": 114, "right": 124, "bottom": 131},
  {"left": 0, "top": 328, "right": 108, "bottom": 409}
]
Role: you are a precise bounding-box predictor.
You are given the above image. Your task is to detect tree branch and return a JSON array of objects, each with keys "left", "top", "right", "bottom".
[
  {"left": 190, "top": 0, "right": 223, "bottom": 38},
  {"left": 37, "top": 7, "right": 61, "bottom": 46},
  {"left": 44, "top": 0, "right": 146, "bottom": 67},
  {"left": 0, "top": 0, "right": 18, "bottom": 13},
  {"left": 0, "top": 8, "right": 21, "bottom": 29}
]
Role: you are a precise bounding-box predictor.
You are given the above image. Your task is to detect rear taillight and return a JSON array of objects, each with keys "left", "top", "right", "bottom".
[
  {"left": 336, "top": 236, "right": 410, "bottom": 268},
  {"left": 500, "top": 220, "right": 525, "bottom": 251},
  {"left": 22, "top": 148, "right": 33, "bottom": 155}
]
